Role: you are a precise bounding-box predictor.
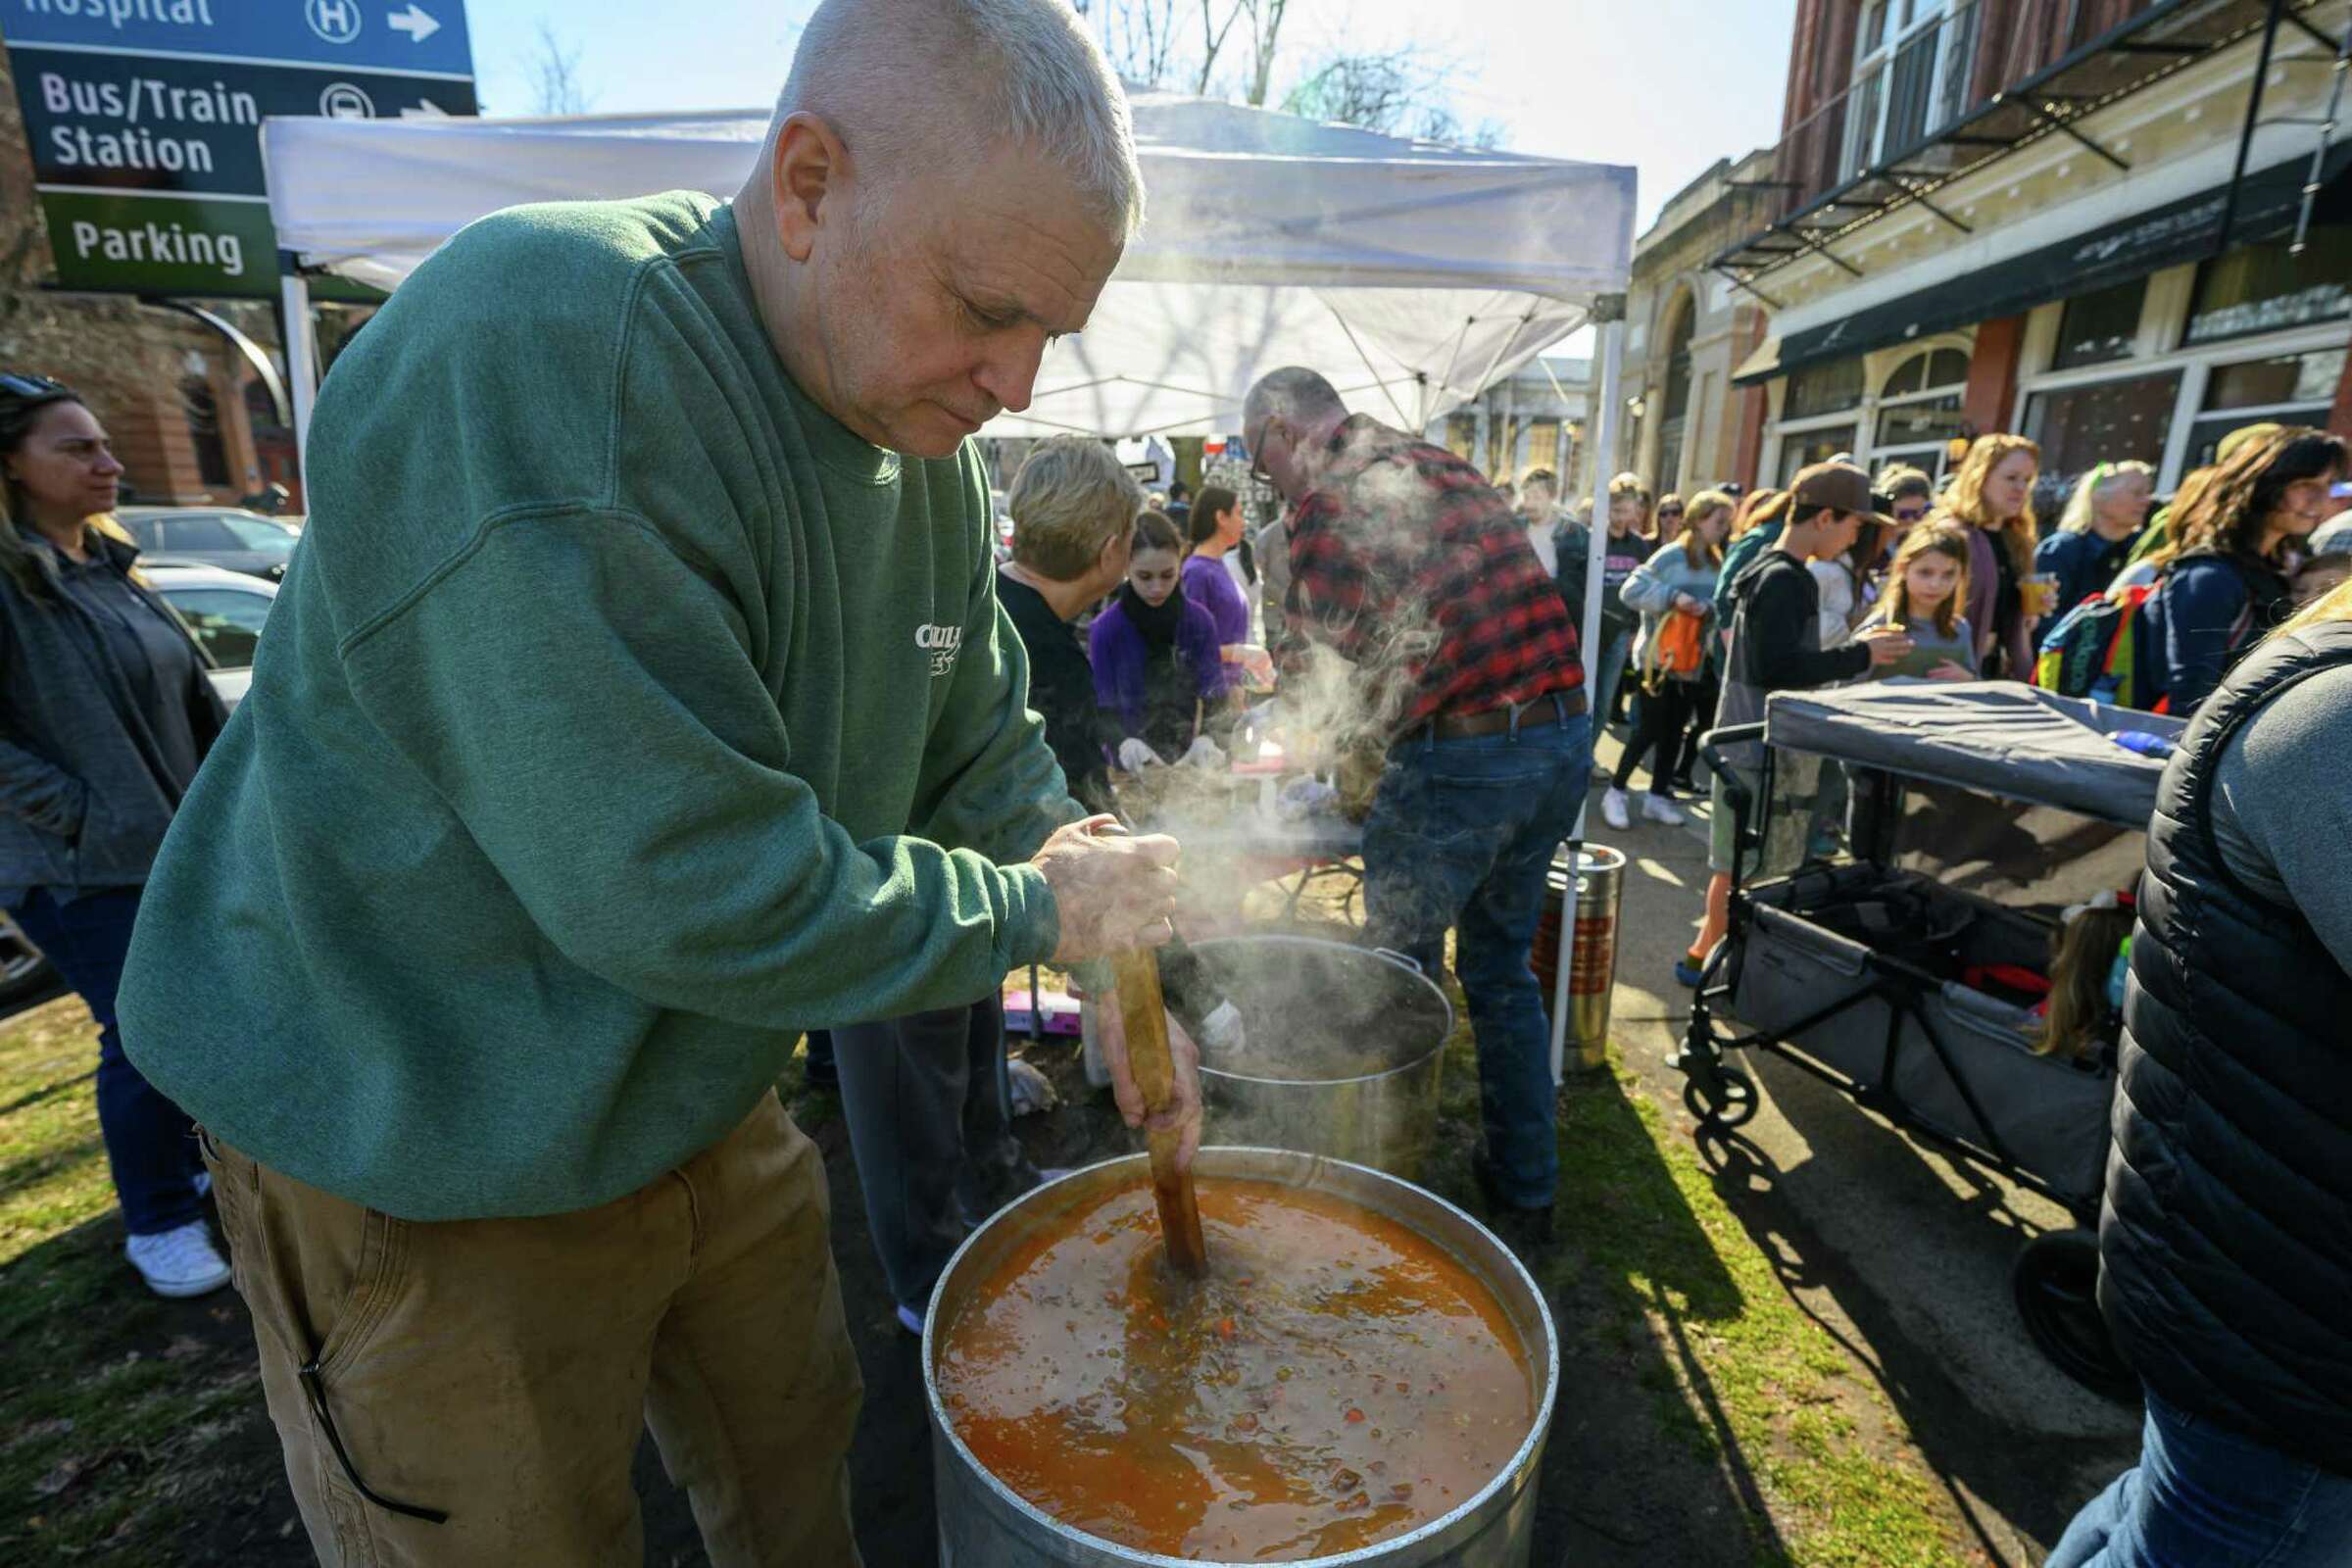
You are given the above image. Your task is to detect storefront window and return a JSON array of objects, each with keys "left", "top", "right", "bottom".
[
  {"left": 2180, "top": 346, "right": 2345, "bottom": 468},
  {"left": 1777, "top": 428, "right": 1856, "bottom": 486},
  {"left": 1784, "top": 357, "right": 1865, "bottom": 420},
  {"left": 2053, "top": 278, "right": 2147, "bottom": 369},
  {"left": 2183, "top": 225, "right": 2352, "bottom": 346},
  {"left": 2021, "top": 370, "right": 2183, "bottom": 478},
  {"left": 2205, "top": 346, "right": 2344, "bottom": 411},
  {"left": 1877, "top": 394, "right": 1964, "bottom": 450}
]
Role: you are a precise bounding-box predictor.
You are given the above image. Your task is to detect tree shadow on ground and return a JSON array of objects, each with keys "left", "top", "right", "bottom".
[
  {"left": 0, "top": 1206, "right": 300, "bottom": 1565},
  {"left": 1687, "top": 1049, "right": 2141, "bottom": 1565},
  {"left": 1523, "top": 1064, "right": 1795, "bottom": 1567}
]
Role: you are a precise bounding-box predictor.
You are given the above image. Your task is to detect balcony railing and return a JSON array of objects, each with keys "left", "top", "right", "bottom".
[{"left": 1712, "top": 0, "right": 2324, "bottom": 293}]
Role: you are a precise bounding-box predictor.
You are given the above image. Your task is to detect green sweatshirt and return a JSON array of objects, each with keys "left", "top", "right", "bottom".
[{"left": 119, "top": 193, "right": 1077, "bottom": 1220}]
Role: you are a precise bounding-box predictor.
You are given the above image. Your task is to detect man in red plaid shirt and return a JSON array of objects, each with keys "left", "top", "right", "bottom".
[{"left": 1245, "top": 367, "right": 1589, "bottom": 1248}]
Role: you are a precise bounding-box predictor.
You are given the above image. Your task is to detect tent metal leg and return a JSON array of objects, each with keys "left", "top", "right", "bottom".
[
  {"left": 1547, "top": 308, "right": 1628, "bottom": 1084},
  {"left": 279, "top": 268, "right": 321, "bottom": 470}
]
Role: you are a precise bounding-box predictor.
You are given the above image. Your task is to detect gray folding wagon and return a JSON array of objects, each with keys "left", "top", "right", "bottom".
[{"left": 1679, "top": 682, "right": 2184, "bottom": 1399}]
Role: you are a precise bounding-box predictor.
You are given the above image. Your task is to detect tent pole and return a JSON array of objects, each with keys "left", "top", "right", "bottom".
[
  {"left": 279, "top": 266, "right": 320, "bottom": 473},
  {"left": 1328, "top": 307, "right": 1415, "bottom": 430},
  {"left": 1549, "top": 302, "right": 1628, "bottom": 1084},
  {"left": 1429, "top": 316, "right": 1474, "bottom": 426}
]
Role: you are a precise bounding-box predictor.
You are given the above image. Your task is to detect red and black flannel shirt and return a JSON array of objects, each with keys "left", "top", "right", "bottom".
[{"left": 1283, "top": 415, "right": 1584, "bottom": 733}]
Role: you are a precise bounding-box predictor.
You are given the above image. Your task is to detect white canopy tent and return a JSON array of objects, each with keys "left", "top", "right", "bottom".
[
  {"left": 262, "top": 93, "right": 1638, "bottom": 1074},
  {"left": 263, "top": 94, "right": 1634, "bottom": 441}
]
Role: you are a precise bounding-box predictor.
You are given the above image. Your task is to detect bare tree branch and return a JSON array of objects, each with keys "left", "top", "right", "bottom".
[
  {"left": 1242, "top": 0, "right": 1291, "bottom": 108},
  {"left": 525, "top": 20, "right": 594, "bottom": 117},
  {"left": 1101, "top": 0, "right": 1180, "bottom": 87},
  {"left": 1281, "top": 45, "right": 1498, "bottom": 147},
  {"left": 1195, "top": 0, "right": 1250, "bottom": 96}
]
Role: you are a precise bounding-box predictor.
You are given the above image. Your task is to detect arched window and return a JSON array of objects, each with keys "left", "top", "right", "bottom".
[
  {"left": 1874, "top": 346, "right": 1969, "bottom": 474},
  {"left": 1879, "top": 348, "right": 1968, "bottom": 399}
]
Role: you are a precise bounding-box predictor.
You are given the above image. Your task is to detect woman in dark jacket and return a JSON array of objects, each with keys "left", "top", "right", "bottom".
[
  {"left": 2049, "top": 576, "right": 2352, "bottom": 1566},
  {"left": 0, "top": 375, "right": 229, "bottom": 1298},
  {"left": 2144, "top": 427, "right": 2346, "bottom": 714}
]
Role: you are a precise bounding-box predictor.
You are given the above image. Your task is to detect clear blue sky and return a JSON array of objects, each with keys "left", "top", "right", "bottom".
[{"left": 461, "top": 0, "right": 1799, "bottom": 232}]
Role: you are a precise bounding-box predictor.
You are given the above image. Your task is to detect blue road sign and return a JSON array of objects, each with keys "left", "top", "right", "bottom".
[
  {"left": 2, "top": 0, "right": 474, "bottom": 79},
  {"left": 3, "top": 0, "right": 474, "bottom": 296},
  {"left": 18, "top": 52, "right": 478, "bottom": 195}
]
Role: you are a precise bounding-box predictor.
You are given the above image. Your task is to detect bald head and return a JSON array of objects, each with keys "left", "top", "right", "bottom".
[
  {"left": 1244, "top": 367, "right": 1347, "bottom": 438},
  {"left": 1244, "top": 368, "right": 1349, "bottom": 503},
  {"left": 737, "top": 0, "right": 1141, "bottom": 459},
  {"left": 774, "top": 0, "right": 1143, "bottom": 238}
]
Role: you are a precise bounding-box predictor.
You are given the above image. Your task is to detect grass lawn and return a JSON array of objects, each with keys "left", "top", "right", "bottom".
[
  {"left": 1402, "top": 972, "right": 1976, "bottom": 1568},
  {"left": 0, "top": 995, "right": 293, "bottom": 1564},
  {"left": 2, "top": 940, "right": 1983, "bottom": 1566}
]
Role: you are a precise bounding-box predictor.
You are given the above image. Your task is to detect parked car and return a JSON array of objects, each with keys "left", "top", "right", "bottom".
[
  {"left": 146, "top": 563, "right": 275, "bottom": 710},
  {"left": 0, "top": 910, "right": 57, "bottom": 1007},
  {"left": 119, "top": 506, "right": 299, "bottom": 581}
]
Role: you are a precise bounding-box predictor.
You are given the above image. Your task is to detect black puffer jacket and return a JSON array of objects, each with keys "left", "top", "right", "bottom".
[{"left": 2102, "top": 616, "right": 2352, "bottom": 1473}]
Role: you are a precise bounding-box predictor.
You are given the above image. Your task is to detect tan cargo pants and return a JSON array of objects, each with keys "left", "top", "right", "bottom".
[{"left": 201, "top": 1092, "right": 863, "bottom": 1567}]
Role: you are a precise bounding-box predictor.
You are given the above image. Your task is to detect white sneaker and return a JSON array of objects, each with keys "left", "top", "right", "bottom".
[
  {"left": 1599, "top": 788, "right": 1631, "bottom": 831},
  {"left": 125, "top": 1220, "right": 231, "bottom": 1299},
  {"left": 1642, "top": 793, "right": 1687, "bottom": 826}
]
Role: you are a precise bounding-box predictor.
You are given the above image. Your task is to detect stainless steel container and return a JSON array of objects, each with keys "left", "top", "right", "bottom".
[
  {"left": 1181, "top": 935, "right": 1453, "bottom": 1180},
  {"left": 926, "top": 1148, "right": 1559, "bottom": 1567},
  {"left": 1533, "top": 845, "right": 1626, "bottom": 1077}
]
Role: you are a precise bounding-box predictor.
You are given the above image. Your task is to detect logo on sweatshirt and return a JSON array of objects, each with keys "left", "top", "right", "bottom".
[{"left": 916, "top": 622, "right": 963, "bottom": 678}]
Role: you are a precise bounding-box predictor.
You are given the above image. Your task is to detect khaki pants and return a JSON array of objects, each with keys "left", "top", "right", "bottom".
[{"left": 202, "top": 1093, "right": 863, "bottom": 1567}]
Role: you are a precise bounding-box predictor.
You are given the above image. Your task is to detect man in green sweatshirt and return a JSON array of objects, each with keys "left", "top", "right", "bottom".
[{"left": 115, "top": 3, "right": 1191, "bottom": 1563}]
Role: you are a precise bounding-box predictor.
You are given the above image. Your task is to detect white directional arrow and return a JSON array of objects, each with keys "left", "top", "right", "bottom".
[
  {"left": 387, "top": 4, "right": 440, "bottom": 43},
  {"left": 398, "top": 100, "right": 450, "bottom": 119}
]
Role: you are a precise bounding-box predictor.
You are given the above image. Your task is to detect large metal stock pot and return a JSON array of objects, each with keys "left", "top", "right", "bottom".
[
  {"left": 925, "top": 1148, "right": 1559, "bottom": 1567},
  {"left": 1184, "top": 936, "right": 1454, "bottom": 1180}
]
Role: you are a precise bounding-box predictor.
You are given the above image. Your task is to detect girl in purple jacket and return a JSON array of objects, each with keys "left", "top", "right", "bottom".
[{"left": 1091, "top": 511, "right": 1227, "bottom": 767}]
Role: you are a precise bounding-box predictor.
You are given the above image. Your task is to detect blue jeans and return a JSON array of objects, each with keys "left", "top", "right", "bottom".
[
  {"left": 1361, "top": 708, "right": 1592, "bottom": 1208},
  {"left": 13, "top": 887, "right": 204, "bottom": 1237},
  {"left": 833, "top": 995, "right": 1036, "bottom": 1311},
  {"left": 2048, "top": 1387, "right": 2352, "bottom": 1568},
  {"left": 1592, "top": 627, "right": 1634, "bottom": 732}
]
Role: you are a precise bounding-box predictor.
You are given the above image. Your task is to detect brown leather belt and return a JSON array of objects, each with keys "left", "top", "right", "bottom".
[{"left": 1422, "top": 691, "right": 1588, "bottom": 740}]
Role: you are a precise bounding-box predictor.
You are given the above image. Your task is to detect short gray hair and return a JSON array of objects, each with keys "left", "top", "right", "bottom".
[
  {"left": 1007, "top": 435, "right": 1144, "bottom": 580},
  {"left": 776, "top": 0, "right": 1144, "bottom": 238},
  {"left": 1243, "top": 367, "right": 1346, "bottom": 437}
]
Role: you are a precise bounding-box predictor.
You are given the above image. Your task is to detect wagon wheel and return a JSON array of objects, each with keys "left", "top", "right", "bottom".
[
  {"left": 1683, "top": 1066, "right": 1759, "bottom": 1129},
  {"left": 2012, "top": 1230, "right": 2136, "bottom": 1402}
]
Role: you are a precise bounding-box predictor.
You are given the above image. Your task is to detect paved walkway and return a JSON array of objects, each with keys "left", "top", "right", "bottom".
[{"left": 1585, "top": 721, "right": 2138, "bottom": 1563}]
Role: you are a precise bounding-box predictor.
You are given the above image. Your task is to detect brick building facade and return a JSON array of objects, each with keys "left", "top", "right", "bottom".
[
  {"left": 1726, "top": 0, "right": 2352, "bottom": 496},
  {"left": 1592, "top": 151, "right": 1777, "bottom": 500}
]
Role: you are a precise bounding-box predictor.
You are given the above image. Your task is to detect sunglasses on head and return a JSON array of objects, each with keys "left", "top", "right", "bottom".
[{"left": 0, "top": 372, "right": 74, "bottom": 403}]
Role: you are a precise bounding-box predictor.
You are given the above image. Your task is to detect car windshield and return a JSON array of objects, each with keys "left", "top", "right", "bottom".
[
  {"left": 161, "top": 586, "right": 270, "bottom": 667},
  {"left": 218, "top": 516, "right": 297, "bottom": 555}
]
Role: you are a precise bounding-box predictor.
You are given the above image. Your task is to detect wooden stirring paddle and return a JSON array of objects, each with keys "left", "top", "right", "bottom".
[{"left": 1109, "top": 947, "right": 1207, "bottom": 1277}]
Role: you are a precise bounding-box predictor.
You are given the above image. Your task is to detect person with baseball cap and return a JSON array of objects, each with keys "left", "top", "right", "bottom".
[{"left": 1678, "top": 463, "right": 1914, "bottom": 986}]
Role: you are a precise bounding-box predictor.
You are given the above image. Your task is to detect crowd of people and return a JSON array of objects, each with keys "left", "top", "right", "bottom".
[
  {"left": 1494, "top": 422, "right": 2351, "bottom": 990},
  {"left": 0, "top": 0, "right": 2343, "bottom": 1559}
]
